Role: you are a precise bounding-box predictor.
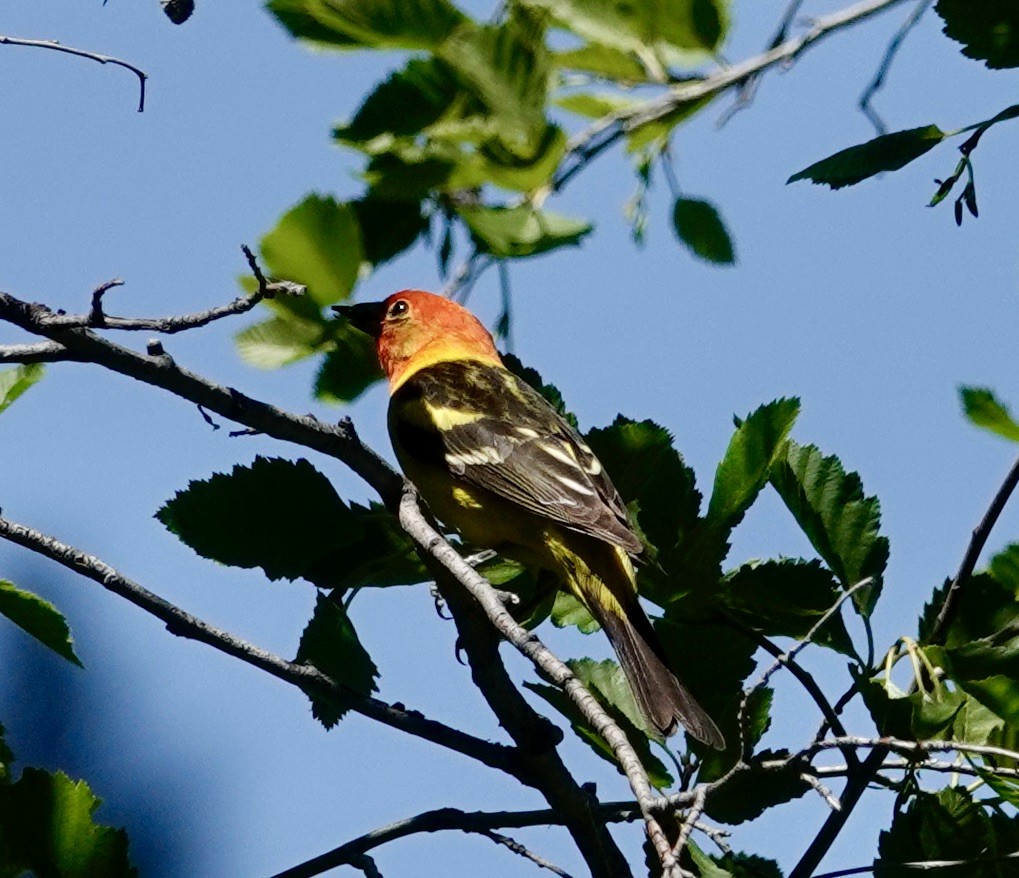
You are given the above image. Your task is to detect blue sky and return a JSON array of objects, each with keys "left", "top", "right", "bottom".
[{"left": 2, "top": 2, "right": 1018, "bottom": 876}]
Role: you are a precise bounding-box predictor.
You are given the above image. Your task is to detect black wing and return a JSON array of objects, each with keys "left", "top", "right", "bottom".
[{"left": 390, "top": 359, "right": 643, "bottom": 554}]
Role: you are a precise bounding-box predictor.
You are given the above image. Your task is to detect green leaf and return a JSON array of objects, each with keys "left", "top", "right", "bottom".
[
  {"left": 928, "top": 636, "right": 1019, "bottom": 725},
  {"left": 0, "top": 581, "right": 82, "bottom": 667},
  {"left": 525, "top": 658, "right": 675, "bottom": 789},
  {"left": 550, "top": 592, "right": 600, "bottom": 633},
  {"left": 788, "top": 125, "right": 947, "bottom": 190},
  {"left": 477, "top": 124, "right": 568, "bottom": 192},
  {"left": 314, "top": 322, "right": 383, "bottom": 404},
  {"left": 0, "top": 723, "right": 13, "bottom": 784},
  {"left": 989, "top": 542, "right": 1019, "bottom": 589},
  {"left": 337, "top": 59, "right": 459, "bottom": 144},
  {"left": 438, "top": 18, "right": 550, "bottom": 153},
  {"left": 260, "top": 195, "right": 363, "bottom": 305},
  {"left": 960, "top": 386, "right": 1019, "bottom": 442},
  {"left": 351, "top": 198, "right": 427, "bottom": 266},
  {"left": 770, "top": 440, "right": 888, "bottom": 616},
  {"left": 1, "top": 768, "right": 136, "bottom": 877},
  {"left": 267, "top": 0, "right": 467, "bottom": 51},
  {"left": 0, "top": 363, "right": 44, "bottom": 415},
  {"left": 625, "top": 96, "right": 713, "bottom": 152},
  {"left": 706, "top": 398, "right": 800, "bottom": 532},
  {"left": 687, "top": 840, "right": 733, "bottom": 878},
  {"left": 855, "top": 667, "right": 964, "bottom": 739},
  {"left": 458, "top": 205, "right": 592, "bottom": 258},
  {"left": 919, "top": 571, "right": 1019, "bottom": 650},
  {"left": 703, "top": 750, "right": 809, "bottom": 824},
  {"left": 157, "top": 457, "right": 427, "bottom": 590},
  {"left": 295, "top": 593, "right": 380, "bottom": 728},
  {"left": 584, "top": 417, "right": 701, "bottom": 557},
  {"left": 672, "top": 197, "right": 736, "bottom": 265},
  {"left": 877, "top": 787, "right": 1019, "bottom": 878},
  {"left": 935, "top": 0, "right": 1019, "bottom": 69},
  {"left": 522, "top": 0, "right": 728, "bottom": 54},
  {"left": 721, "top": 559, "right": 855, "bottom": 656},
  {"left": 553, "top": 44, "right": 650, "bottom": 81},
  {"left": 235, "top": 314, "right": 324, "bottom": 368},
  {"left": 555, "top": 92, "right": 642, "bottom": 119}
]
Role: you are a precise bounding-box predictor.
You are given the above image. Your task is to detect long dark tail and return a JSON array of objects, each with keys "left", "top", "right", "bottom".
[{"left": 562, "top": 542, "right": 725, "bottom": 749}]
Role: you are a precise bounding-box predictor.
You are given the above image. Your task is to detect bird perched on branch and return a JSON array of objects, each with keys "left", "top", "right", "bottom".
[{"left": 335, "top": 290, "right": 723, "bottom": 748}]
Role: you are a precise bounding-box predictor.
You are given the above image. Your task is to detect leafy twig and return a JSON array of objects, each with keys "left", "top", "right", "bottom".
[{"left": 0, "top": 34, "right": 148, "bottom": 112}]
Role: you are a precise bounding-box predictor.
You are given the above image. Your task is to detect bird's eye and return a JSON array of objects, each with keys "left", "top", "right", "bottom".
[{"left": 387, "top": 299, "right": 410, "bottom": 319}]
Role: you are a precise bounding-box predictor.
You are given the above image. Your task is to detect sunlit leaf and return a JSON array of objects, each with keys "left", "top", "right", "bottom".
[
  {"left": 0, "top": 363, "right": 44, "bottom": 415},
  {"left": 960, "top": 386, "right": 1019, "bottom": 442},
  {"left": 458, "top": 205, "right": 592, "bottom": 258},
  {"left": 0, "top": 580, "right": 82, "bottom": 667},
  {"left": 235, "top": 314, "right": 324, "bottom": 368},
  {"left": 260, "top": 195, "right": 363, "bottom": 305}
]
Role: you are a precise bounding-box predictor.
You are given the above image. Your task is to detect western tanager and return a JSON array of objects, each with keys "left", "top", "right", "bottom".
[{"left": 335, "top": 290, "right": 723, "bottom": 748}]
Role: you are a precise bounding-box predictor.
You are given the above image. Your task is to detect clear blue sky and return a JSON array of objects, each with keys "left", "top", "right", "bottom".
[{"left": 1, "top": 2, "right": 1018, "bottom": 876}]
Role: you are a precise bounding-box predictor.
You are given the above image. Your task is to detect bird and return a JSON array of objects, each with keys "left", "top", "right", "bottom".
[{"left": 334, "top": 290, "right": 723, "bottom": 748}]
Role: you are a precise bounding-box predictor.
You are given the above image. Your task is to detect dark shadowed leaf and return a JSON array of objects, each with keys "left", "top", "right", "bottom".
[
  {"left": 459, "top": 205, "right": 592, "bottom": 258},
  {"left": 0, "top": 363, "right": 44, "bottom": 415},
  {"left": 721, "top": 559, "right": 855, "bottom": 656},
  {"left": 960, "top": 386, "right": 1019, "bottom": 442},
  {"left": 585, "top": 417, "right": 701, "bottom": 557},
  {"left": 935, "top": 0, "right": 1019, "bottom": 69},
  {"left": 296, "top": 593, "right": 380, "bottom": 728},
  {"left": 267, "top": 0, "right": 466, "bottom": 50},
  {"left": 877, "top": 787, "right": 1019, "bottom": 877},
  {"left": 314, "top": 321, "right": 383, "bottom": 404},
  {"left": 788, "top": 126, "right": 946, "bottom": 189},
  {"left": 672, "top": 197, "right": 736, "bottom": 265},
  {"left": 351, "top": 198, "right": 428, "bottom": 265},
  {"left": 0, "top": 580, "right": 82, "bottom": 667},
  {"left": 260, "top": 195, "right": 363, "bottom": 305},
  {"left": 157, "top": 457, "right": 427, "bottom": 590},
  {"left": 1, "top": 768, "right": 136, "bottom": 877},
  {"left": 703, "top": 750, "right": 809, "bottom": 824},
  {"left": 707, "top": 398, "right": 800, "bottom": 533},
  {"left": 525, "top": 658, "right": 674, "bottom": 788},
  {"left": 770, "top": 440, "right": 888, "bottom": 616}
]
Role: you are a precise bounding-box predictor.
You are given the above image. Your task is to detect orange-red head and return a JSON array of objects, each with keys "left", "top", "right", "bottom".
[{"left": 334, "top": 290, "right": 501, "bottom": 392}]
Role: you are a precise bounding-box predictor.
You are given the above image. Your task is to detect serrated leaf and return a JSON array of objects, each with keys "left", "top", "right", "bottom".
[
  {"left": 855, "top": 667, "right": 964, "bottom": 739},
  {"left": 721, "top": 559, "right": 856, "bottom": 656},
  {"left": 960, "top": 386, "right": 1019, "bottom": 442},
  {"left": 458, "top": 205, "right": 592, "bottom": 258},
  {"left": 156, "top": 457, "right": 427, "bottom": 590},
  {"left": 295, "top": 593, "right": 379, "bottom": 728},
  {"left": 550, "top": 592, "right": 600, "bottom": 633},
  {"left": 919, "top": 570, "right": 1019, "bottom": 649},
  {"left": 1, "top": 768, "right": 136, "bottom": 877},
  {"left": 876, "top": 787, "right": 1019, "bottom": 878},
  {"left": 706, "top": 398, "right": 800, "bottom": 532},
  {"left": 260, "top": 195, "right": 363, "bottom": 305},
  {"left": 0, "top": 363, "right": 44, "bottom": 415},
  {"left": 0, "top": 580, "right": 82, "bottom": 667},
  {"left": 788, "top": 126, "right": 947, "bottom": 190},
  {"left": 585, "top": 417, "right": 701, "bottom": 558},
  {"left": 438, "top": 18, "right": 550, "bottom": 154},
  {"left": 314, "top": 322, "right": 383, "bottom": 404},
  {"left": 672, "top": 197, "right": 736, "bottom": 265},
  {"left": 525, "top": 658, "right": 675, "bottom": 789},
  {"left": 770, "top": 440, "right": 888, "bottom": 616},
  {"left": 703, "top": 750, "right": 809, "bottom": 824},
  {"left": 267, "top": 0, "right": 466, "bottom": 50},
  {"left": 235, "top": 314, "right": 324, "bottom": 368},
  {"left": 935, "top": 0, "right": 1019, "bottom": 69},
  {"left": 522, "top": 0, "right": 728, "bottom": 54}
]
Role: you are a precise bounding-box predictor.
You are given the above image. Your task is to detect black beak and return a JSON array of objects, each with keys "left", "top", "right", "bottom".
[{"left": 332, "top": 301, "right": 387, "bottom": 338}]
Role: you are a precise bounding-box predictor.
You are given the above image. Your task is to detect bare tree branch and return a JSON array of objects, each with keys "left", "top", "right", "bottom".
[
  {"left": 0, "top": 512, "right": 516, "bottom": 775},
  {"left": 859, "top": 0, "right": 933, "bottom": 134},
  {"left": 0, "top": 341, "right": 79, "bottom": 363},
  {"left": 0, "top": 34, "right": 148, "bottom": 112}
]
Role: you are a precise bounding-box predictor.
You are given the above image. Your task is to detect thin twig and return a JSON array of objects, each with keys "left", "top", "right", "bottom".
[
  {"left": 859, "top": 0, "right": 933, "bottom": 134},
  {"left": 800, "top": 772, "right": 842, "bottom": 811},
  {"left": 481, "top": 831, "right": 576, "bottom": 878},
  {"left": 0, "top": 34, "right": 148, "bottom": 112},
  {"left": 670, "top": 784, "right": 707, "bottom": 875},
  {"left": 552, "top": 0, "right": 911, "bottom": 193},
  {"left": 88, "top": 278, "right": 124, "bottom": 326},
  {"left": 0, "top": 513, "right": 516, "bottom": 775},
  {"left": 926, "top": 453, "right": 1019, "bottom": 645}
]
